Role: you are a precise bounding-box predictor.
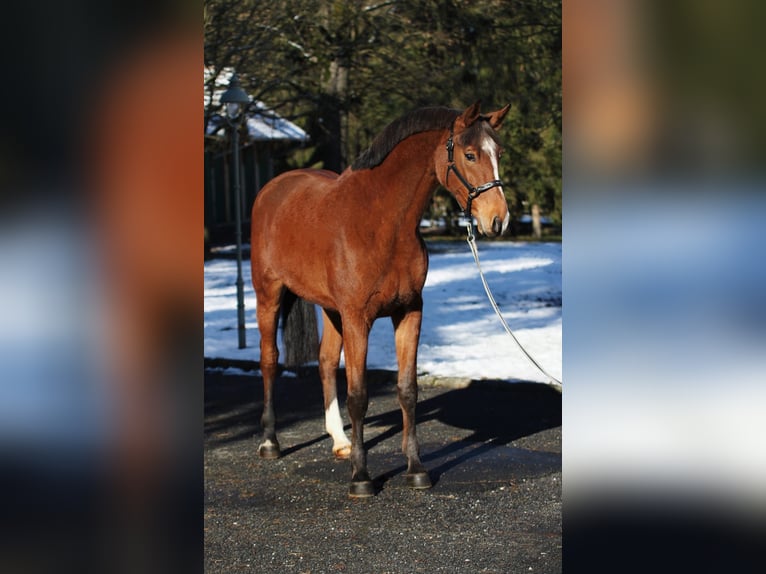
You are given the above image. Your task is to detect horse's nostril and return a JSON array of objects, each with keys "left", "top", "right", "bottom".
[{"left": 492, "top": 216, "right": 502, "bottom": 236}]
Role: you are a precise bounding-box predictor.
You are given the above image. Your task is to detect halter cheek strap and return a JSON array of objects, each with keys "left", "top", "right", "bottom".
[{"left": 445, "top": 124, "right": 504, "bottom": 218}]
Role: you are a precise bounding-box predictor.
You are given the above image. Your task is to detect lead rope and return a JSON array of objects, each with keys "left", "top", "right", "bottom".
[{"left": 466, "top": 225, "right": 562, "bottom": 393}]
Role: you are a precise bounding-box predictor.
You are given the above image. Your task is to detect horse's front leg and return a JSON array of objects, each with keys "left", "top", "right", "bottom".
[
  {"left": 319, "top": 308, "right": 351, "bottom": 459},
  {"left": 342, "top": 314, "right": 374, "bottom": 497},
  {"left": 393, "top": 302, "right": 432, "bottom": 489}
]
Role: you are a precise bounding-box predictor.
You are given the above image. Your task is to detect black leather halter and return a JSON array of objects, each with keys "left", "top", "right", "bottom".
[{"left": 445, "top": 122, "right": 504, "bottom": 218}]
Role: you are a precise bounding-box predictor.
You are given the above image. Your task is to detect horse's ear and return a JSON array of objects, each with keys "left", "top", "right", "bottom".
[
  {"left": 486, "top": 104, "right": 511, "bottom": 130},
  {"left": 456, "top": 101, "right": 482, "bottom": 129}
]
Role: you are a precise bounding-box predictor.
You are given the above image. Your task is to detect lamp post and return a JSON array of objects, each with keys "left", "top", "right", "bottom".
[{"left": 221, "top": 74, "right": 250, "bottom": 349}]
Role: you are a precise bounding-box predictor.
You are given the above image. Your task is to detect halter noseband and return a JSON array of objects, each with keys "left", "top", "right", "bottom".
[{"left": 445, "top": 122, "right": 504, "bottom": 218}]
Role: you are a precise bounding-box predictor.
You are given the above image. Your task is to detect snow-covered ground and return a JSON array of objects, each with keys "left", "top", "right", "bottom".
[{"left": 204, "top": 240, "right": 561, "bottom": 384}]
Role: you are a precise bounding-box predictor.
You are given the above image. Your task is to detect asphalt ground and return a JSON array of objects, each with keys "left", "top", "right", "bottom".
[{"left": 204, "top": 365, "right": 561, "bottom": 574}]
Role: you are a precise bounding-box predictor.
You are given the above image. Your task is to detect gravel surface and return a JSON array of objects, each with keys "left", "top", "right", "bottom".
[{"left": 205, "top": 367, "right": 561, "bottom": 573}]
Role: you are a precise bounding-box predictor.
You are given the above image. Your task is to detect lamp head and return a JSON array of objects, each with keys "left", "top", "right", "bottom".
[{"left": 220, "top": 74, "right": 249, "bottom": 119}]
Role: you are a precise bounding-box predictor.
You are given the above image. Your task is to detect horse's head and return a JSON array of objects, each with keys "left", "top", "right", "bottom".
[{"left": 436, "top": 102, "right": 511, "bottom": 237}]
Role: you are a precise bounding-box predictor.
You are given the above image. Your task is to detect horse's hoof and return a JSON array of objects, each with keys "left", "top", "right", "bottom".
[
  {"left": 333, "top": 444, "right": 352, "bottom": 460},
  {"left": 406, "top": 472, "right": 432, "bottom": 489},
  {"left": 348, "top": 480, "right": 375, "bottom": 498},
  {"left": 258, "top": 442, "right": 281, "bottom": 459}
]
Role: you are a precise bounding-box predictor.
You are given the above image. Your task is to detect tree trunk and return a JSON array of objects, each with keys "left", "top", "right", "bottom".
[
  {"left": 320, "top": 57, "right": 349, "bottom": 172},
  {"left": 532, "top": 203, "right": 542, "bottom": 239}
]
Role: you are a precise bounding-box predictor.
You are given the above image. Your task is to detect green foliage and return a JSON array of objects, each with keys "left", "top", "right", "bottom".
[{"left": 205, "top": 0, "right": 561, "bottom": 223}]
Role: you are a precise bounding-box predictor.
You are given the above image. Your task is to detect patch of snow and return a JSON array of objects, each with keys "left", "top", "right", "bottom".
[{"left": 204, "top": 241, "right": 561, "bottom": 384}]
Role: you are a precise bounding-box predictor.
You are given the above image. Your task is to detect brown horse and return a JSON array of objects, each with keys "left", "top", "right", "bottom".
[{"left": 250, "top": 102, "right": 511, "bottom": 496}]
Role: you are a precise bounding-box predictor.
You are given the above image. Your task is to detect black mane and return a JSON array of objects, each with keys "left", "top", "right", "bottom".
[{"left": 351, "top": 107, "right": 460, "bottom": 170}]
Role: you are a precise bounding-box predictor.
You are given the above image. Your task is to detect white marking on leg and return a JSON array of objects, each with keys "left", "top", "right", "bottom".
[{"left": 325, "top": 398, "right": 351, "bottom": 453}]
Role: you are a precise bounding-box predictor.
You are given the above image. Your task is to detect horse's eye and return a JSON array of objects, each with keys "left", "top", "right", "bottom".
[{"left": 465, "top": 152, "right": 476, "bottom": 162}]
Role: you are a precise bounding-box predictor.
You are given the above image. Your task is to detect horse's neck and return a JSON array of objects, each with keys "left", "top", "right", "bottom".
[{"left": 357, "top": 131, "right": 441, "bottom": 230}]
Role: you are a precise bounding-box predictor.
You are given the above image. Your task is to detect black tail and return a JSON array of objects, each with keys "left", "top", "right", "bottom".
[{"left": 280, "top": 289, "right": 319, "bottom": 368}]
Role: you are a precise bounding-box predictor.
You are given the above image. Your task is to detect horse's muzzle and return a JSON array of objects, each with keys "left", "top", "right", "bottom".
[
  {"left": 492, "top": 216, "right": 503, "bottom": 236},
  {"left": 482, "top": 213, "right": 508, "bottom": 237}
]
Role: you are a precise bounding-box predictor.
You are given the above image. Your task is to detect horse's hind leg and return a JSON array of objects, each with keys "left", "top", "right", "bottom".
[
  {"left": 393, "top": 303, "right": 432, "bottom": 489},
  {"left": 319, "top": 309, "right": 351, "bottom": 459},
  {"left": 255, "top": 280, "right": 284, "bottom": 459}
]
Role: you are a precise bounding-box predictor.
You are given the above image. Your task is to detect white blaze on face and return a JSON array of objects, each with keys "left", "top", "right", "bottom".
[
  {"left": 481, "top": 134, "right": 510, "bottom": 233},
  {"left": 481, "top": 134, "right": 501, "bottom": 182}
]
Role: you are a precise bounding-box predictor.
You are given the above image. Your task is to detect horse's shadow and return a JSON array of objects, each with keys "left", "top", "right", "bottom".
[
  {"left": 204, "top": 367, "right": 561, "bottom": 490},
  {"left": 361, "top": 380, "right": 561, "bottom": 490}
]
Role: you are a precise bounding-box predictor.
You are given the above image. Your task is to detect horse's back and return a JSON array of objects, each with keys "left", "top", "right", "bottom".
[{"left": 253, "top": 168, "right": 337, "bottom": 208}]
